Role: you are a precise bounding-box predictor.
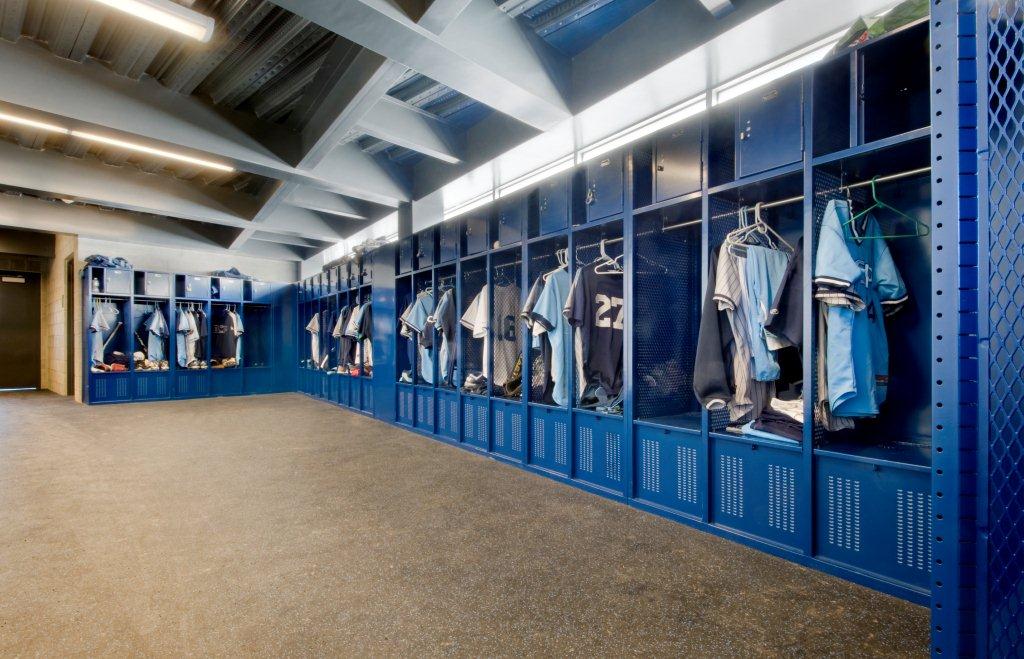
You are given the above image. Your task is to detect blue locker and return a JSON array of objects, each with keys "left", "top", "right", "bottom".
[
  {"left": 134, "top": 371, "right": 171, "bottom": 400},
  {"left": 461, "top": 395, "right": 489, "bottom": 449},
  {"left": 415, "top": 387, "right": 435, "bottom": 432},
  {"left": 104, "top": 268, "right": 132, "bottom": 295},
  {"left": 175, "top": 370, "right": 209, "bottom": 398},
  {"left": 216, "top": 278, "right": 244, "bottom": 302},
  {"left": 814, "top": 456, "right": 932, "bottom": 592},
  {"left": 399, "top": 236, "right": 414, "bottom": 273},
  {"left": 654, "top": 123, "right": 702, "bottom": 202},
  {"left": 574, "top": 412, "right": 626, "bottom": 492},
  {"left": 496, "top": 194, "right": 526, "bottom": 245},
  {"left": 134, "top": 271, "right": 170, "bottom": 297},
  {"left": 360, "top": 378, "right": 373, "bottom": 413},
  {"left": 178, "top": 275, "right": 210, "bottom": 300},
  {"left": 327, "top": 373, "right": 341, "bottom": 403},
  {"left": 397, "top": 384, "right": 415, "bottom": 426},
  {"left": 437, "top": 389, "right": 460, "bottom": 440},
  {"left": 585, "top": 152, "right": 624, "bottom": 222},
  {"left": 249, "top": 281, "right": 274, "bottom": 303},
  {"left": 89, "top": 372, "right": 132, "bottom": 403},
  {"left": 438, "top": 220, "right": 459, "bottom": 262},
  {"left": 710, "top": 436, "right": 803, "bottom": 550},
  {"left": 416, "top": 228, "right": 436, "bottom": 268},
  {"left": 492, "top": 399, "right": 525, "bottom": 460},
  {"left": 736, "top": 74, "right": 804, "bottom": 178},
  {"left": 634, "top": 425, "right": 702, "bottom": 518},
  {"left": 211, "top": 369, "right": 244, "bottom": 396},
  {"left": 336, "top": 374, "right": 351, "bottom": 407},
  {"left": 528, "top": 405, "right": 570, "bottom": 475},
  {"left": 360, "top": 253, "right": 373, "bottom": 284},
  {"left": 462, "top": 213, "right": 489, "bottom": 255},
  {"left": 245, "top": 367, "right": 274, "bottom": 395},
  {"left": 538, "top": 174, "right": 570, "bottom": 235}
]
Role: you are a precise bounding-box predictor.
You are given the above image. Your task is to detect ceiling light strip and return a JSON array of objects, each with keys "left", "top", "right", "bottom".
[
  {"left": 0, "top": 111, "right": 69, "bottom": 134},
  {"left": 69, "top": 131, "right": 235, "bottom": 172},
  {"left": 89, "top": 0, "right": 215, "bottom": 42}
]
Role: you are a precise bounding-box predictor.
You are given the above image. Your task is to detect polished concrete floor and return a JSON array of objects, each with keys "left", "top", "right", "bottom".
[{"left": 0, "top": 391, "right": 930, "bottom": 656}]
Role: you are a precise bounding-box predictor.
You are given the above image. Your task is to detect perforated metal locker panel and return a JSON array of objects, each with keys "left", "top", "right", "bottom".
[
  {"left": 461, "top": 396, "right": 488, "bottom": 449},
  {"left": 492, "top": 401, "right": 524, "bottom": 459},
  {"left": 635, "top": 426, "right": 701, "bottom": 518},
  {"left": 710, "top": 438, "right": 802, "bottom": 549},
  {"left": 574, "top": 413, "right": 625, "bottom": 492},
  {"left": 134, "top": 372, "right": 170, "bottom": 400},
  {"left": 89, "top": 373, "right": 132, "bottom": 403},
  {"left": 360, "top": 379, "right": 373, "bottom": 413},
  {"left": 415, "top": 388, "right": 434, "bottom": 432},
  {"left": 175, "top": 371, "right": 209, "bottom": 399},
  {"left": 437, "top": 390, "right": 459, "bottom": 440},
  {"left": 397, "top": 385, "right": 414, "bottom": 426},
  {"left": 245, "top": 368, "right": 274, "bottom": 396},
  {"left": 211, "top": 369, "right": 244, "bottom": 397},
  {"left": 814, "top": 457, "right": 931, "bottom": 592},
  {"left": 528, "top": 406, "right": 570, "bottom": 475}
]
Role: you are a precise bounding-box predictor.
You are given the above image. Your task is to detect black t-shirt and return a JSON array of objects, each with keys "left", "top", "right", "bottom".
[
  {"left": 564, "top": 262, "right": 624, "bottom": 396},
  {"left": 212, "top": 309, "right": 238, "bottom": 360}
]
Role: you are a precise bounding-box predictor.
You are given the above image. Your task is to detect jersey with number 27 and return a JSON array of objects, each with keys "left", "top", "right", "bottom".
[{"left": 563, "top": 262, "right": 624, "bottom": 395}]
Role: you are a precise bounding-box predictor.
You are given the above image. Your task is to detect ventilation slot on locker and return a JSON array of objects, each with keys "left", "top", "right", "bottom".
[
  {"left": 495, "top": 409, "right": 506, "bottom": 449},
  {"left": 532, "top": 417, "right": 546, "bottom": 460},
  {"left": 463, "top": 405, "right": 475, "bottom": 442},
  {"left": 827, "top": 476, "right": 862, "bottom": 552},
  {"left": 511, "top": 412, "right": 523, "bottom": 453},
  {"left": 578, "top": 427, "right": 594, "bottom": 475},
  {"left": 896, "top": 488, "right": 932, "bottom": 572},
  {"left": 605, "top": 432, "right": 621, "bottom": 482},
  {"left": 641, "top": 438, "right": 661, "bottom": 494},
  {"left": 554, "top": 421, "right": 568, "bottom": 466},
  {"left": 719, "top": 455, "right": 745, "bottom": 518},
  {"left": 476, "top": 406, "right": 487, "bottom": 444},
  {"left": 768, "top": 465, "right": 796, "bottom": 534},
  {"left": 677, "top": 446, "right": 697, "bottom": 504}
]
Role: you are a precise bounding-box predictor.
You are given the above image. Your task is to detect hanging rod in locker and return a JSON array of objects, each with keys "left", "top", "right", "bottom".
[{"left": 624, "top": 164, "right": 936, "bottom": 240}]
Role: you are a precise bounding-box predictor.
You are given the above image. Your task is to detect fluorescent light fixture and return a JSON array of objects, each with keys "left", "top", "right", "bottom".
[
  {"left": 497, "top": 156, "right": 574, "bottom": 198},
  {"left": 443, "top": 192, "right": 494, "bottom": 222},
  {"left": 579, "top": 95, "right": 707, "bottom": 163},
  {"left": 89, "top": 0, "right": 215, "bottom": 42},
  {"left": 0, "top": 111, "right": 69, "bottom": 134},
  {"left": 713, "top": 32, "right": 842, "bottom": 105},
  {"left": 70, "top": 130, "right": 235, "bottom": 172}
]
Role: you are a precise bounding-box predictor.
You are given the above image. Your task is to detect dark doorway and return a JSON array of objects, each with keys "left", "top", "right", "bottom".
[
  {"left": 65, "top": 257, "right": 75, "bottom": 396},
  {"left": 0, "top": 271, "right": 41, "bottom": 389}
]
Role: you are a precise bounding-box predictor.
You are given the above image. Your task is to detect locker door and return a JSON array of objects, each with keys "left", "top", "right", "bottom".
[
  {"left": 736, "top": 75, "right": 804, "bottom": 178},
  {"left": 654, "top": 123, "right": 702, "bottom": 202},
  {"left": 585, "top": 153, "right": 624, "bottom": 222},
  {"left": 496, "top": 195, "right": 525, "bottom": 245},
  {"left": 538, "top": 175, "right": 569, "bottom": 234},
  {"left": 439, "top": 220, "right": 459, "bottom": 262}
]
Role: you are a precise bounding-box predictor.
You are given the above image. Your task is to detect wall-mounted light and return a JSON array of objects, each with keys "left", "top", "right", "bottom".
[
  {"left": 0, "top": 110, "right": 69, "bottom": 134},
  {"left": 70, "top": 131, "right": 235, "bottom": 172},
  {"left": 89, "top": 0, "right": 215, "bottom": 42}
]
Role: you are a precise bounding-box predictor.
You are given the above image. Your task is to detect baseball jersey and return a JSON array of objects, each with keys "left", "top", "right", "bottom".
[
  {"left": 402, "top": 292, "right": 435, "bottom": 384},
  {"left": 563, "top": 262, "right": 624, "bottom": 398},
  {"left": 305, "top": 312, "right": 320, "bottom": 368},
  {"left": 145, "top": 307, "right": 168, "bottom": 362},
  {"left": 814, "top": 199, "right": 907, "bottom": 417},
  {"left": 491, "top": 282, "right": 521, "bottom": 391},
  {"left": 461, "top": 285, "right": 492, "bottom": 379},
  {"left": 89, "top": 305, "right": 111, "bottom": 366},
  {"left": 529, "top": 267, "right": 571, "bottom": 406}
]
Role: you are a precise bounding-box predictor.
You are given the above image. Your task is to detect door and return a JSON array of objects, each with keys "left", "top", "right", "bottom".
[{"left": 0, "top": 271, "right": 40, "bottom": 389}]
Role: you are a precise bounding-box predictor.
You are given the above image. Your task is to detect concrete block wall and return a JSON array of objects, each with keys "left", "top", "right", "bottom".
[{"left": 39, "top": 234, "right": 78, "bottom": 399}]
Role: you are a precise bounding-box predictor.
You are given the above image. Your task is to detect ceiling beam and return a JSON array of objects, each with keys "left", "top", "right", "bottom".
[
  {"left": 357, "top": 96, "right": 463, "bottom": 164},
  {"left": 269, "top": 0, "right": 571, "bottom": 130},
  {"left": 288, "top": 185, "right": 371, "bottom": 220},
  {"left": 0, "top": 140, "right": 352, "bottom": 244},
  {"left": 697, "top": 0, "right": 735, "bottom": 18},
  {"left": 0, "top": 39, "right": 411, "bottom": 207},
  {"left": 0, "top": 192, "right": 303, "bottom": 261}
]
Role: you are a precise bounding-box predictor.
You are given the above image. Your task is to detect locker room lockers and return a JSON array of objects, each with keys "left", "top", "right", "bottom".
[{"left": 291, "top": 6, "right": 1018, "bottom": 656}]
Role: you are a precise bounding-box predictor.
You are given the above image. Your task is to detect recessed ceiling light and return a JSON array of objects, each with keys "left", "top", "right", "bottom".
[
  {"left": 0, "top": 111, "right": 69, "bottom": 134},
  {"left": 89, "top": 0, "right": 215, "bottom": 42},
  {"left": 71, "top": 130, "right": 235, "bottom": 172}
]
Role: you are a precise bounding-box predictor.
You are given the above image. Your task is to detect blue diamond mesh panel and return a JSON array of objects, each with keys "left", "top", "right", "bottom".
[
  {"left": 633, "top": 213, "right": 701, "bottom": 421},
  {"left": 460, "top": 260, "right": 487, "bottom": 391},
  {"left": 987, "top": 2, "right": 1024, "bottom": 656}
]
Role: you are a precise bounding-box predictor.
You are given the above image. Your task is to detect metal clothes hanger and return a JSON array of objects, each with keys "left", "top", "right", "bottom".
[
  {"left": 594, "top": 239, "right": 624, "bottom": 275},
  {"left": 844, "top": 177, "right": 930, "bottom": 240}
]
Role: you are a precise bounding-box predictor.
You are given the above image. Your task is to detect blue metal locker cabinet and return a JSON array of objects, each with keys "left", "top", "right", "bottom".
[
  {"left": 653, "top": 123, "right": 702, "bottom": 202},
  {"left": 496, "top": 194, "right": 526, "bottom": 245},
  {"left": 736, "top": 74, "right": 803, "bottom": 178},
  {"left": 584, "top": 152, "right": 624, "bottom": 222},
  {"left": 462, "top": 213, "right": 489, "bottom": 255},
  {"left": 438, "top": 219, "right": 460, "bottom": 262},
  {"left": 537, "top": 174, "right": 570, "bottom": 235},
  {"left": 416, "top": 227, "right": 436, "bottom": 269},
  {"left": 178, "top": 275, "right": 209, "bottom": 299}
]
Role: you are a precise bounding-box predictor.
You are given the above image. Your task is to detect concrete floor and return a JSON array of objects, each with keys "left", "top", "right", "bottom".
[{"left": 0, "top": 391, "right": 929, "bottom": 656}]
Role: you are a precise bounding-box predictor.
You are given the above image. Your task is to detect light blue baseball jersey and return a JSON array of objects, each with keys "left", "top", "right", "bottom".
[{"left": 814, "top": 199, "right": 908, "bottom": 417}]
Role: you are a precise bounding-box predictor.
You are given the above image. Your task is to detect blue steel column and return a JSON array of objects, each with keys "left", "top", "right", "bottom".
[
  {"left": 930, "top": 0, "right": 968, "bottom": 655},
  {"left": 623, "top": 151, "right": 636, "bottom": 499}
]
